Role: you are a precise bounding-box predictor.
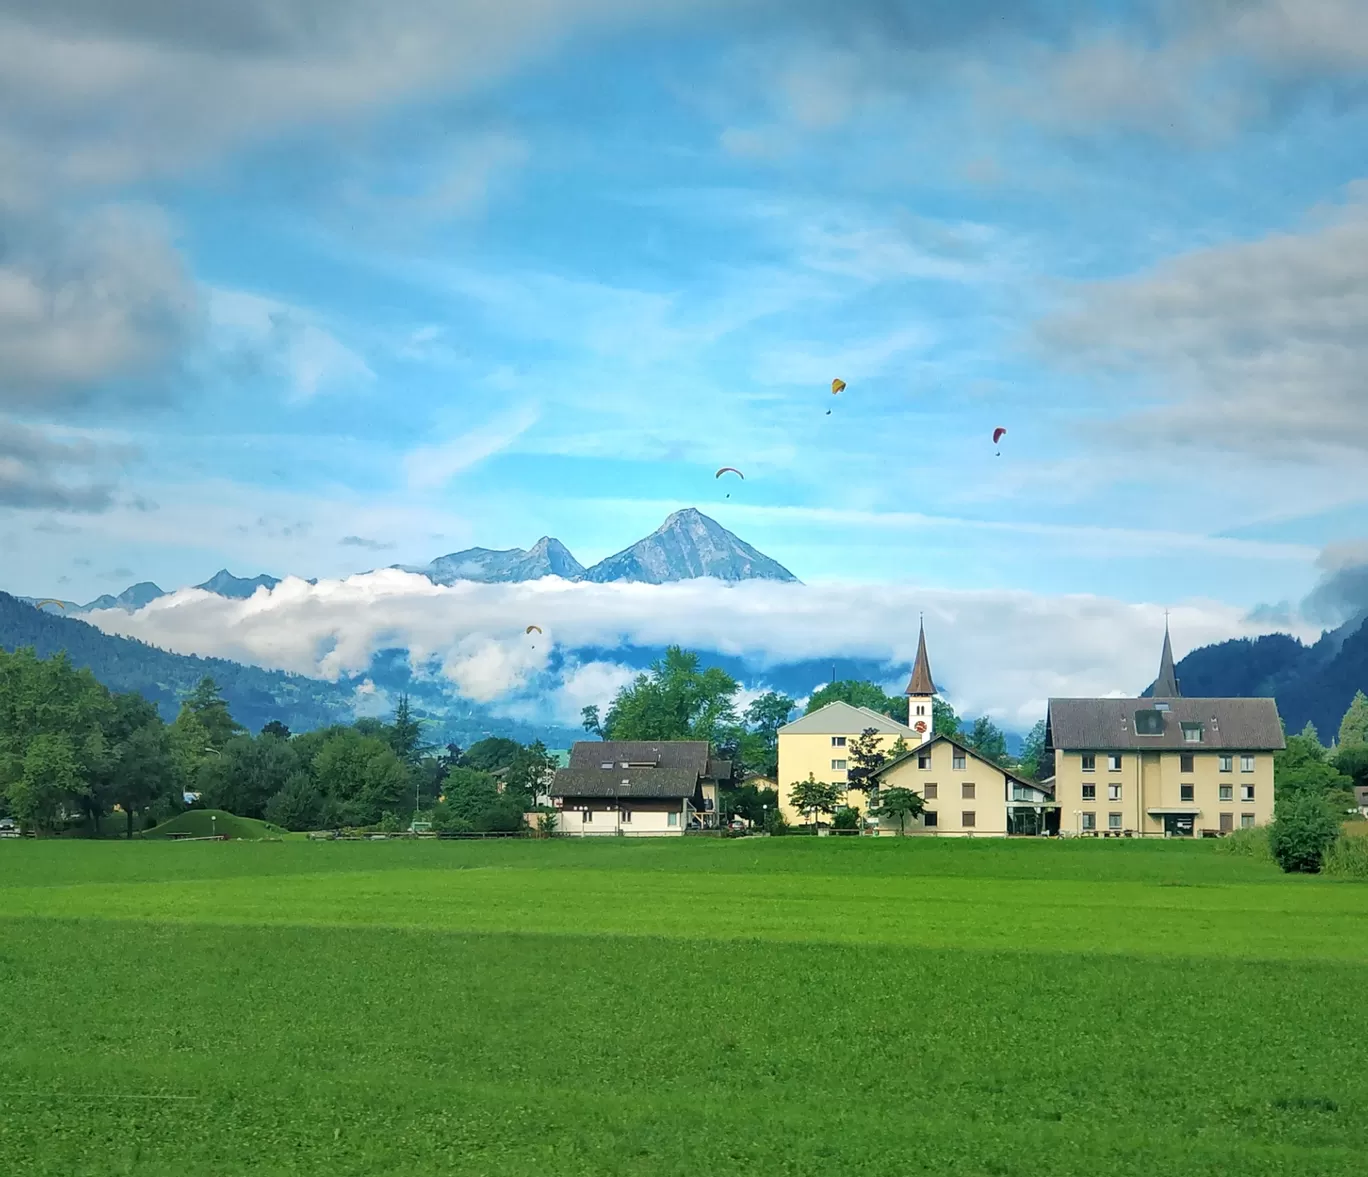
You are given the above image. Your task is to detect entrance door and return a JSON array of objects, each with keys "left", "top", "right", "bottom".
[{"left": 1163, "top": 814, "right": 1195, "bottom": 837}]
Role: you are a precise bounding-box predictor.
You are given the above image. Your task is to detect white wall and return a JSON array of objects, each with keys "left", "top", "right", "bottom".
[{"left": 555, "top": 805, "right": 684, "bottom": 837}]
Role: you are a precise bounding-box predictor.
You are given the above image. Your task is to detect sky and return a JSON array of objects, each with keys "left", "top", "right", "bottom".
[{"left": 4, "top": 0, "right": 1368, "bottom": 725}]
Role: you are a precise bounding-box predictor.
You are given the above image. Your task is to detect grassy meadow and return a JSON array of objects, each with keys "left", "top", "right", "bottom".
[{"left": 2, "top": 837, "right": 1366, "bottom": 1176}]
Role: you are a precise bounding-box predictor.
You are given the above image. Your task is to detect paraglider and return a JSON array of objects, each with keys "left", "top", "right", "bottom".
[
  {"left": 831, "top": 379, "right": 846, "bottom": 394},
  {"left": 525, "top": 625, "right": 542, "bottom": 635},
  {"left": 34, "top": 599, "right": 65, "bottom": 610},
  {"left": 716, "top": 467, "right": 743, "bottom": 497},
  {"left": 993, "top": 426, "right": 1007, "bottom": 456}
]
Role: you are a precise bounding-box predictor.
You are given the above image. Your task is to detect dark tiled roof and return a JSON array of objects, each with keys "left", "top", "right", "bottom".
[
  {"left": 904, "top": 621, "right": 935, "bottom": 696},
  {"left": 1047, "top": 698, "right": 1285, "bottom": 751},
  {"left": 706, "top": 758, "right": 732, "bottom": 781},
  {"left": 551, "top": 768, "right": 700, "bottom": 799},
  {"left": 567, "top": 740, "right": 711, "bottom": 774}
]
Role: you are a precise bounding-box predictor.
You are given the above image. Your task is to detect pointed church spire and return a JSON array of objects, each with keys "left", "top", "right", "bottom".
[
  {"left": 904, "top": 615, "right": 936, "bottom": 697},
  {"left": 1154, "top": 617, "right": 1180, "bottom": 698}
]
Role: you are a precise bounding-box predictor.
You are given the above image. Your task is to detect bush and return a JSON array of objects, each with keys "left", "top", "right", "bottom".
[
  {"left": 764, "top": 808, "right": 789, "bottom": 836},
  {"left": 1268, "top": 793, "right": 1341, "bottom": 874},
  {"left": 1215, "top": 825, "right": 1273, "bottom": 862},
  {"left": 1322, "top": 834, "right": 1368, "bottom": 880},
  {"left": 833, "top": 806, "right": 861, "bottom": 831}
]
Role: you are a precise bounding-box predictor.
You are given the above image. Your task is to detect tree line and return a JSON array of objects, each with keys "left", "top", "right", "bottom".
[{"left": 0, "top": 646, "right": 557, "bottom": 836}]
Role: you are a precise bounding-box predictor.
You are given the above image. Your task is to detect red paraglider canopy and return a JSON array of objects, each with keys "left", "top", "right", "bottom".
[{"left": 992, "top": 427, "right": 1007, "bottom": 444}]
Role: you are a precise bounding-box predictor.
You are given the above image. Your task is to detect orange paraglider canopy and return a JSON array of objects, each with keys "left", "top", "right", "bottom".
[{"left": 831, "top": 379, "right": 846, "bottom": 394}]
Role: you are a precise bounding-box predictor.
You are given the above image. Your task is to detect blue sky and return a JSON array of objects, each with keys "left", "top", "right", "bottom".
[{"left": 5, "top": 0, "right": 1368, "bottom": 629}]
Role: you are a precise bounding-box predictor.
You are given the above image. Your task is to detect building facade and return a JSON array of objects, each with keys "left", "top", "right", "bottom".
[
  {"left": 1045, "top": 628, "right": 1285, "bottom": 837},
  {"left": 871, "top": 735, "right": 1058, "bottom": 837},
  {"left": 549, "top": 740, "right": 732, "bottom": 836}
]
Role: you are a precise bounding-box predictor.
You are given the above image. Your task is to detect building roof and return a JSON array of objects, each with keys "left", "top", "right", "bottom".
[
  {"left": 551, "top": 767, "right": 700, "bottom": 799},
  {"left": 1153, "top": 624, "right": 1181, "bottom": 698},
  {"left": 872, "top": 733, "right": 1053, "bottom": 797},
  {"left": 1046, "top": 698, "right": 1285, "bottom": 751},
  {"left": 904, "top": 619, "right": 936, "bottom": 696},
  {"left": 566, "top": 740, "right": 712, "bottom": 774},
  {"left": 779, "top": 701, "right": 915, "bottom": 737}
]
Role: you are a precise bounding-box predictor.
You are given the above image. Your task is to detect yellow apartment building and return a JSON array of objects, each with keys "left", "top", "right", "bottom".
[
  {"left": 871, "top": 735, "right": 1057, "bottom": 836},
  {"left": 1044, "top": 627, "right": 1284, "bottom": 837}
]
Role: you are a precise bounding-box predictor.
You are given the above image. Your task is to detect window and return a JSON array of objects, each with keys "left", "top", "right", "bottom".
[
  {"left": 1180, "top": 784, "right": 1194, "bottom": 803},
  {"left": 918, "top": 754, "right": 931, "bottom": 770},
  {"left": 599, "top": 761, "right": 613, "bottom": 769},
  {"left": 953, "top": 751, "right": 967, "bottom": 770},
  {"left": 667, "top": 812, "right": 678, "bottom": 827},
  {"left": 915, "top": 704, "right": 926, "bottom": 716},
  {"left": 1241, "top": 755, "right": 1255, "bottom": 773},
  {"left": 1219, "top": 813, "right": 1233, "bottom": 832},
  {"left": 1108, "top": 812, "right": 1122, "bottom": 830},
  {"left": 1219, "top": 755, "right": 1233, "bottom": 773},
  {"left": 962, "top": 783, "right": 976, "bottom": 800},
  {"left": 830, "top": 736, "right": 847, "bottom": 748},
  {"left": 1181, "top": 723, "right": 1204, "bottom": 743},
  {"left": 1241, "top": 814, "right": 1256, "bottom": 829},
  {"left": 1241, "top": 785, "right": 1255, "bottom": 803},
  {"left": 831, "top": 759, "right": 847, "bottom": 771},
  {"left": 583, "top": 809, "right": 593, "bottom": 823},
  {"left": 924, "top": 783, "right": 938, "bottom": 800},
  {"left": 1219, "top": 785, "right": 1233, "bottom": 802},
  {"left": 1108, "top": 754, "right": 1122, "bottom": 772},
  {"left": 1081, "top": 754, "right": 1096, "bottom": 772},
  {"left": 1108, "top": 783, "right": 1122, "bottom": 802},
  {"left": 1134, "top": 708, "right": 1165, "bottom": 735},
  {"left": 1082, "top": 783, "right": 1096, "bottom": 801},
  {"left": 1011, "top": 784, "right": 1036, "bottom": 802},
  {"left": 1180, "top": 753, "right": 1194, "bottom": 773},
  {"left": 962, "top": 811, "right": 976, "bottom": 828},
  {"left": 923, "top": 810, "right": 938, "bottom": 828},
  {"left": 1081, "top": 812, "right": 1096, "bottom": 831},
  {"left": 621, "top": 810, "right": 632, "bottom": 824}
]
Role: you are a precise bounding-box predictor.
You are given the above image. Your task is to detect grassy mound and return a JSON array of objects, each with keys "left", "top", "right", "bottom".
[{"left": 141, "top": 809, "right": 290, "bottom": 841}]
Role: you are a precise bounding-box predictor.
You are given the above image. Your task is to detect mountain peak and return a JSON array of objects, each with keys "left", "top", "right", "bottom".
[
  {"left": 580, "top": 509, "right": 799, "bottom": 585},
  {"left": 408, "top": 537, "right": 585, "bottom": 586},
  {"left": 196, "top": 570, "right": 281, "bottom": 599}
]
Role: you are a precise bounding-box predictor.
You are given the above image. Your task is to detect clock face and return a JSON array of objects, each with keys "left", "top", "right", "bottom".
[{"left": 914, "top": 721, "right": 928, "bottom": 733}]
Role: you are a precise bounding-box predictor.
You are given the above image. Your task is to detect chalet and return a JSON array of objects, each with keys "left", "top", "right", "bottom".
[{"left": 550, "top": 741, "right": 734, "bottom": 836}]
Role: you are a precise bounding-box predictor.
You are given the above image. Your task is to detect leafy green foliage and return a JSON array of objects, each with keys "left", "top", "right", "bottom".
[
  {"left": 788, "top": 772, "right": 843, "bottom": 827},
  {"left": 1269, "top": 792, "right": 1342, "bottom": 874},
  {"left": 1275, "top": 726, "right": 1355, "bottom": 813},
  {"left": 601, "top": 646, "right": 740, "bottom": 748},
  {"left": 871, "top": 786, "right": 926, "bottom": 835},
  {"left": 832, "top": 805, "right": 861, "bottom": 831},
  {"left": 845, "top": 727, "right": 889, "bottom": 797},
  {"left": 720, "top": 782, "right": 779, "bottom": 827},
  {"left": 1322, "top": 834, "right": 1368, "bottom": 879},
  {"left": 739, "top": 691, "right": 794, "bottom": 779},
  {"left": 460, "top": 737, "right": 523, "bottom": 773},
  {"left": 961, "top": 715, "right": 1009, "bottom": 766},
  {"left": 805, "top": 679, "right": 902, "bottom": 719},
  {"left": 1339, "top": 690, "right": 1368, "bottom": 748},
  {"left": 1017, "top": 719, "right": 1048, "bottom": 781}
]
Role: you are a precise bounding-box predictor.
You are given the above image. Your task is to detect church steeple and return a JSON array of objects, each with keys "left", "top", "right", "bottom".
[
  {"left": 1154, "top": 619, "right": 1180, "bottom": 698},
  {"left": 904, "top": 616, "right": 936, "bottom": 744}
]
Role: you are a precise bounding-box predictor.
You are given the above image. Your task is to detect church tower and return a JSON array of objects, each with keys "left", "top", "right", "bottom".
[
  {"left": 1154, "top": 618, "right": 1181, "bottom": 698},
  {"left": 904, "top": 617, "right": 936, "bottom": 746}
]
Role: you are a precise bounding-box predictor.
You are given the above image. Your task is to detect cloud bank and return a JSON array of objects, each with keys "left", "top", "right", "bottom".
[{"left": 81, "top": 571, "right": 1303, "bottom": 729}]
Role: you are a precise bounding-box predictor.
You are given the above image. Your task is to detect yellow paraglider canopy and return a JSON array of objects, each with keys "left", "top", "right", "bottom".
[
  {"left": 526, "top": 625, "right": 543, "bottom": 635},
  {"left": 34, "top": 599, "right": 65, "bottom": 610},
  {"left": 831, "top": 378, "right": 846, "bottom": 394}
]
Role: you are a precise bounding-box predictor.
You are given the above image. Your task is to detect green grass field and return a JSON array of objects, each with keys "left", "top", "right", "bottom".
[
  {"left": 2, "top": 838, "right": 1366, "bottom": 1176},
  {"left": 140, "top": 809, "right": 294, "bottom": 841}
]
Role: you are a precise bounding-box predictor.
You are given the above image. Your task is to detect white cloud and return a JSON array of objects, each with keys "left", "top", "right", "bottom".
[
  {"left": 403, "top": 405, "right": 541, "bottom": 490},
  {"left": 80, "top": 571, "right": 1312, "bottom": 731},
  {"left": 207, "top": 288, "right": 374, "bottom": 401}
]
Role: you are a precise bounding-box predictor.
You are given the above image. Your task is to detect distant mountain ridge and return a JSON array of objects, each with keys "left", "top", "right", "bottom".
[
  {"left": 1165, "top": 612, "right": 1368, "bottom": 739},
  {"left": 36, "top": 509, "right": 798, "bottom": 612}
]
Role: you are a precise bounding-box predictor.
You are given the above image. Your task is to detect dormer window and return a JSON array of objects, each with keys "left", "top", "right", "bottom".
[
  {"left": 1181, "top": 723, "right": 1204, "bottom": 744},
  {"left": 1134, "top": 709, "right": 1165, "bottom": 736},
  {"left": 600, "top": 762, "right": 613, "bottom": 770}
]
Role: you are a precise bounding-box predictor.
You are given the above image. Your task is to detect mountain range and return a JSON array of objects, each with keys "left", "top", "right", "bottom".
[{"left": 22, "top": 509, "right": 799, "bottom": 615}]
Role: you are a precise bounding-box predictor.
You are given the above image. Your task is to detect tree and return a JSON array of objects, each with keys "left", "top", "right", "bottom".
[
  {"left": 805, "top": 680, "right": 902, "bottom": 720},
  {"left": 932, "top": 697, "right": 961, "bottom": 738},
  {"left": 264, "top": 771, "right": 325, "bottom": 832},
  {"left": 461, "top": 737, "right": 523, "bottom": 773},
  {"left": 108, "top": 719, "right": 178, "bottom": 838},
  {"left": 581, "top": 706, "right": 604, "bottom": 738},
  {"left": 260, "top": 720, "right": 292, "bottom": 740},
  {"left": 871, "top": 786, "right": 925, "bottom": 835},
  {"left": 1276, "top": 725, "right": 1355, "bottom": 813},
  {"left": 1334, "top": 744, "right": 1368, "bottom": 794},
  {"left": 9, "top": 734, "right": 81, "bottom": 832},
  {"left": 1339, "top": 690, "right": 1368, "bottom": 748},
  {"left": 387, "top": 694, "right": 427, "bottom": 766},
  {"left": 199, "top": 734, "right": 301, "bottom": 819},
  {"left": 963, "top": 716, "right": 1008, "bottom": 766},
  {"left": 502, "top": 741, "right": 556, "bottom": 807},
  {"left": 310, "top": 728, "right": 412, "bottom": 827},
  {"left": 1018, "top": 720, "right": 1048, "bottom": 782},
  {"left": 789, "top": 773, "right": 842, "bottom": 829},
  {"left": 740, "top": 692, "right": 795, "bottom": 779},
  {"left": 845, "top": 727, "right": 889, "bottom": 800},
  {"left": 720, "top": 782, "right": 779, "bottom": 827},
  {"left": 599, "top": 647, "right": 741, "bottom": 747},
  {"left": 181, "top": 677, "right": 245, "bottom": 750},
  {"left": 1269, "top": 791, "right": 1341, "bottom": 874}
]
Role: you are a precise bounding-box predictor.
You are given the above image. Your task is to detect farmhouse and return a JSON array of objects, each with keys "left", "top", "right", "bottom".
[
  {"left": 871, "top": 735, "right": 1058, "bottom": 836},
  {"left": 1045, "top": 626, "right": 1285, "bottom": 837},
  {"left": 550, "top": 740, "right": 733, "bottom": 836}
]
